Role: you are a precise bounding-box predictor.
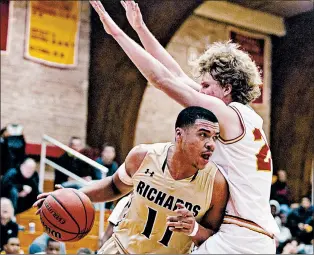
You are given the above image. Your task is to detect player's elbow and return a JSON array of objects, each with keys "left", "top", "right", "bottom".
[{"left": 147, "top": 72, "right": 175, "bottom": 90}]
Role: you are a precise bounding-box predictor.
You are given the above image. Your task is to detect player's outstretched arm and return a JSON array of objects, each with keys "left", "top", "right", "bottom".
[
  {"left": 90, "top": 1, "right": 231, "bottom": 121},
  {"left": 79, "top": 145, "right": 147, "bottom": 203},
  {"left": 121, "top": 1, "right": 201, "bottom": 91}
]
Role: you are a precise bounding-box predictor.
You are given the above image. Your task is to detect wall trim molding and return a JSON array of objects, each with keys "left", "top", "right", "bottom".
[{"left": 194, "top": 1, "right": 286, "bottom": 36}]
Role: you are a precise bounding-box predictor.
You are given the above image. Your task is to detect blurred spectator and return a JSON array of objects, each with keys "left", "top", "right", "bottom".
[
  {"left": 1, "top": 237, "right": 23, "bottom": 254},
  {"left": 94, "top": 143, "right": 118, "bottom": 179},
  {"left": 54, "top": 137, "right": 96, "bottom": 189},
  {"left": 1, "top": 158, "right": 39, "bottom": 214},
  {"left": 45, "top": 238, "right": 61, "bottom": 255},
  {"left": 0, "top": 124, "right": 26, "bottom": 176},
  {"left": 0, "top": 198, "right": 18, "bottom": 251},
  {"left": 94, "top": 143, "right": 119, "bottom": 209},
  {"left": 286, "top": 197, "right": 313, "bottom": 241},
  {"left": 297, "top": 215, "right": 313, "bottom": 245},
  {"left": 271, "top": 170, "right": 292, "bottom": 213},
  {"left": 29, "top": 233, "right": 66, "bottom": 254},
  {"left": 270, "top": 200, "right": 292, "bottom": 246},
  {"left": 281, "top": 239, "right": 299, "bottom": 254},
  {"left": 77, "top": 248, "right": 93, "bottom": 254}
]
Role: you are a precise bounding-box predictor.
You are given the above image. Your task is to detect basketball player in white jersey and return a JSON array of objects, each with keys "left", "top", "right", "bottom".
[
  {"left": 89, "top": 1, "right": 279, "bottom": 253},
  {"left": 34, "top": 106, "right": 229, "bottom": 254}
]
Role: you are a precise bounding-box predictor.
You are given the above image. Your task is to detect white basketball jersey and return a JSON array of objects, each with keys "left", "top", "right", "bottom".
[{"left": 211, "top": 102, "right": 279, "bottom": 235}]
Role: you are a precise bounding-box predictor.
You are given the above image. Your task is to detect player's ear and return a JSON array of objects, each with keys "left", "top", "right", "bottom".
[
  {"left": 223, "top": 84, "right": 232, "bottom": 96},
  {"left": 175, "top": 128, "right": 183, "bottom": 141}
]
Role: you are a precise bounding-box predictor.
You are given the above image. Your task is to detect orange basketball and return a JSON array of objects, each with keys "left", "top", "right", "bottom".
[{"left": 39, "top": 188, "right": 95, "bottom": 242}]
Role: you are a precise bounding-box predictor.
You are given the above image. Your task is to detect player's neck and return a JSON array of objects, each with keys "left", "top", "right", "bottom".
[{"left": 167, "top": 146, "right": 198, "bottom": 180}]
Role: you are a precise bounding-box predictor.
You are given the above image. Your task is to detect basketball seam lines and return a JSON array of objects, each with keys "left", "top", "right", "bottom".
[
  {"left": 41, "top": 210, "right": 88, "bottom": 241},
  {"left": 72, "top": 190, "right": 88, "bottom": 238},
  {"left": 50, "top": 194, "right": 81, "bottom": 233}
]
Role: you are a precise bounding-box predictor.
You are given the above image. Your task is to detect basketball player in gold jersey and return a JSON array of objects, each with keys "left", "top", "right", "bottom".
[{"left": 34, "top": 107, "right": 228, "bottom": 254}]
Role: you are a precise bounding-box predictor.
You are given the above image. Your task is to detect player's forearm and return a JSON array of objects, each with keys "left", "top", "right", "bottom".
[
  {"left": 135, "top": 25, "right": 201, "bottom": 91},
  {"left": 79, "top": 177, "right": 124, "bottom": 203},
  {"left": 191, "top": 224, "right": 215, "bottom": 247},
  {"left": 113, "top": 32, "right": 176, "bottom": 89},
  {"left": 136, "top": 25, "right": 184, "bottom": 77}
]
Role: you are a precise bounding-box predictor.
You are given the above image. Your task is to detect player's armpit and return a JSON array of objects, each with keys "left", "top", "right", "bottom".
[{"left": 192, "top": 170, "right": 229, "bottom": 246}]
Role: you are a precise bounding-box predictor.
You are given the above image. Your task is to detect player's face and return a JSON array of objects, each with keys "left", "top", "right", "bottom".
[
  {"left": 199, "top": 73, "right": 225, "bottom": 100},
  {"left": 4, "top": 238, "right": 20, "bottom": 254},
  {"left": 179, "top": 119, "right": 219, "bottom": 169}
]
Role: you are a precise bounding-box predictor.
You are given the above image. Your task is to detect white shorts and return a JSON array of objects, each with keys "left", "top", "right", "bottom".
[{"left": 192, "top": 224, "right": 276, "bottom": 254}]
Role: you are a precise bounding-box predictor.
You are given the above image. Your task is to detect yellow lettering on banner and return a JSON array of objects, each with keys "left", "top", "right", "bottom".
[{"left": 25, "top": 1, "right": 80, "bottom": 67}]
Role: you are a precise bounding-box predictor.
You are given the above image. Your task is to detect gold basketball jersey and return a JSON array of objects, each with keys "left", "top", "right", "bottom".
[{"left": 114, "top": 143, "right": 218, "bottom": 254}]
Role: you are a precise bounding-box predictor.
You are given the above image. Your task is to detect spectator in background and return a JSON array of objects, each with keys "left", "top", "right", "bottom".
[
  {"left": 0, "top": 198, "right": 18, "bottom": 251},
  {"left": 1, "top": 158, "right": 39, "bottom": 214},
  {"left": 286, "top": 197, "right": 313, "bottom": 241},
  {"left": 94, "top": 143, "right": 118, "bottom": 179},
  {"left": 77, "top": 248, "right": 93, "bottom": 254},
  {"left": 281, "top": 239, "right": 299, "bottom": 254},
  {"left": 1, "top": 237, "right": 23, "bottom": 254},
  {"left": 0, "top": 124, "right": 26, "bottom": 176},
  {"left": 54, "top": 137, "right": 96, "bottom": 189},
  {"left": 29, "top": 233, "right": 66, "bottom": 254},
  {"left": 94, "top": 143, "right": 119, "bottom": 209},
  {"left": 45, "top": 238, "right": 61, "bottom": 255},
  {"left": 271, "top": 169, "right": 292, "bottom": 214}
]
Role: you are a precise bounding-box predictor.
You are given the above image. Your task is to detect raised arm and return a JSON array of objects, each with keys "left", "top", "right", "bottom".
[
  {"left": 90, "top": 1, "right": 235, "bottom": 136},
  {"left": 121, "top": 0, "right": 201, "bottom": 91}
]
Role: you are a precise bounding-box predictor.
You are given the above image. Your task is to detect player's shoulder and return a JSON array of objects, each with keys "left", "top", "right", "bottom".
[
  {"left": 133, "top": 142, "right": 172, "bottom": 155},
  {"left": 126, "top": 142, "right": 171, "bottom": 169}
]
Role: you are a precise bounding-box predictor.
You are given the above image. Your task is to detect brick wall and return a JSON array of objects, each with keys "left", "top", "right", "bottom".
[
  {"left": 1, "top": 1, "right": 90, "bottom": 145},
  {"left": 135, "top": 15, "right": 271, "bottom": 145}
]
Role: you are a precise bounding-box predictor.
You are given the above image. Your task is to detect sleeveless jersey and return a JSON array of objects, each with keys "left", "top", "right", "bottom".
[
  {"left": 211, "top": 102, "right": 279, "bottom": 235},
  {"left": 114, "top": 142, "right": 218, "bottom": 254}
]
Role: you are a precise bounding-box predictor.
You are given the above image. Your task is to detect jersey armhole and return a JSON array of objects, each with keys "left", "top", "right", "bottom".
[{"left": 218, "top": 105, "right": 246, "bottom": 144}]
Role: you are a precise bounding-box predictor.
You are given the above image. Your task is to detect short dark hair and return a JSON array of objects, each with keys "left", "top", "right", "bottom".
[
  {"left": 175, "top": 106, "right": 218, "bottom": 129},
  {"left": 77, "top": 247, "right": 93, "bottom": 254},
  {"left": 102, "top": 143, "right": 115, "bottom": 150},
  {"left": 47, "top": 237, "right": 58, "bottom": 246}
]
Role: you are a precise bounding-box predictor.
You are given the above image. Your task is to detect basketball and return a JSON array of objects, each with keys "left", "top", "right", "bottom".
[{"left": 39, "top": 188, "right": 95, "bottom": 242}]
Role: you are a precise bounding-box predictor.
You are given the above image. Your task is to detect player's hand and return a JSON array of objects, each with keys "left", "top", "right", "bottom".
[
  {"left": 120, "top": 1, "right": 144, "bottom": 31},
  {"left": 166, "top": 203, "right": 196, "bottom": 235},
  {"left": 32, "top": 184, "right": 63, "bottom": 215},
  {"left": 89, "top": 1, "right": 122, "bottom": 36}
]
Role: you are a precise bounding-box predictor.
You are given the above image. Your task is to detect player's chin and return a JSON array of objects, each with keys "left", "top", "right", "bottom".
[{"left": 196, "top": 160, "right": 208, "bottom": 170}]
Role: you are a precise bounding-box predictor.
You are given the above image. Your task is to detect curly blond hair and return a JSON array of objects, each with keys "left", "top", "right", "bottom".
[{"left": 195, "top": 41, "right": 262, "bottom": 104}]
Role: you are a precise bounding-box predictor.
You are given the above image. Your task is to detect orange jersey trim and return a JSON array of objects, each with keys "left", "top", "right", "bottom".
[
  {"left": 218, "top": 105, "right": 246, "bottom": 145},
  {"left": 223, "top": 215, "right": 274, "bottom": 239}
]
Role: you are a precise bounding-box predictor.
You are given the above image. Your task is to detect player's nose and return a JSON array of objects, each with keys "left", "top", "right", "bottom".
[{"left": 205, "top": 140, "right": 215, "bottom": 151}]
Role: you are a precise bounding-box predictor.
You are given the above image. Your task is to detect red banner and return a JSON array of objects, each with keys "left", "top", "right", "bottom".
[
  {"left": 1, "top": 0, "right": 10, "bottom": 52},
  {"left": 230, "top": 31, "right": 265, "bottom": 104}
]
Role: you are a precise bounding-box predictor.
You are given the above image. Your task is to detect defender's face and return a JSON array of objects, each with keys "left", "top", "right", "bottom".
[
  {"left": 179, "top": 119, "right": 219, "bottom": 170},
  {"left": 199, "top": 73, "right": 225, "bottom": 100}
]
